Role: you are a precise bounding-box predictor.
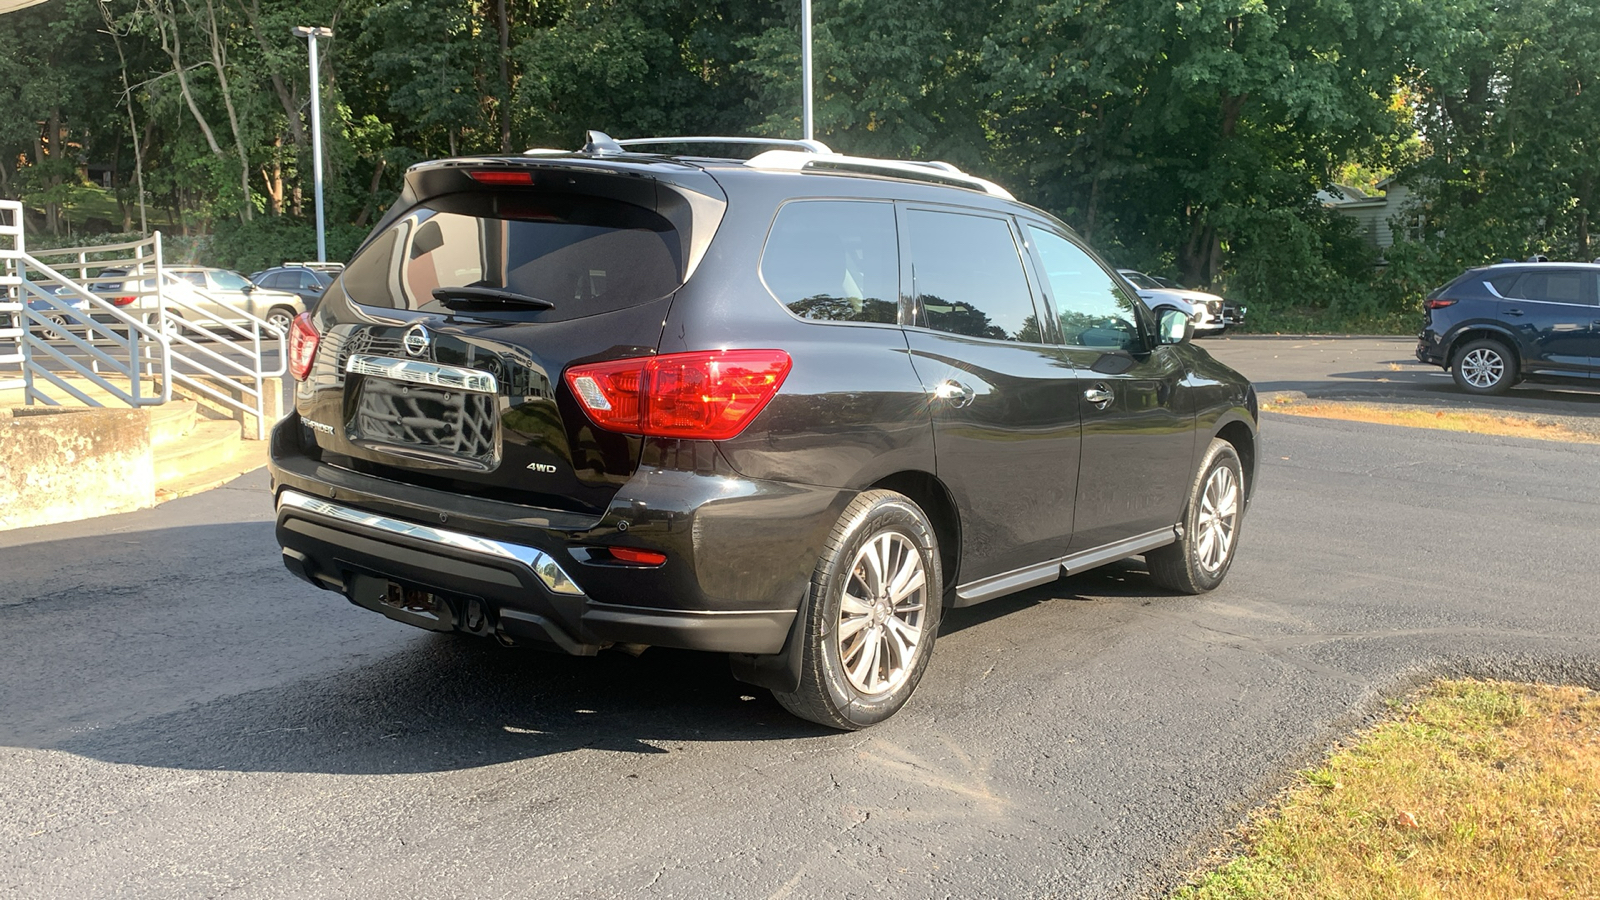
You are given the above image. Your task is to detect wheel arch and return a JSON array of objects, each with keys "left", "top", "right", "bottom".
[
  {"left": 1445, "top": 325, "right": 1520, "bottom": 369},
  {"left": 1214, "top": 418, "right": 1258, "bottom": 503}
]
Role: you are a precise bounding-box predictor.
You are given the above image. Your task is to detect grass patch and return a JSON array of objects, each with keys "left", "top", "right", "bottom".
[
  {"left": 1174, "top": 679, "right": 1600, "bottom": 899},
  {"left": 1266, "top": 398, "right": 1600, "bottom": 444}
]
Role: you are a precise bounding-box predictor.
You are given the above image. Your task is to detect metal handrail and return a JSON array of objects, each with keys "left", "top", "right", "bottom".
[{"left": 0, "top": 200, "right": 284, "bottom": 439}]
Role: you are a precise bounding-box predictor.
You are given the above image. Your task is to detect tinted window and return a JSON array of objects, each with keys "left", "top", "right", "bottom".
[
  {"left": 761, "top": 200, "right": 899, "bottom": 324},
  {"left": 263, "top": 272, "right": 291, "bottom": 290},
  {"left": 1509, "top": 270, "right": 1596, "bottom": 305},
  {"left": 907, "top": 209, "right": 1041, "bottom": 342},
  {"left": 1485, "top": 272, "right": 1521, "bottom": 296},
  {"left": 1028, "top": 226, "right": 1143, "bottom": 350},
  {"left": 337, "top": 193, "right": 683, "bottom": 321}
]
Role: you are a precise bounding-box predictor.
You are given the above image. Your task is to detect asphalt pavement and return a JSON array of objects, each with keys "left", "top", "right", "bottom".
[{"left": 2, "top": 340, "right": 1598, "bottom": 899}]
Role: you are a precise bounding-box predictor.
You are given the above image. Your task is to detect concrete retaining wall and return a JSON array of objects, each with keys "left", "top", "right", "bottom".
[{"left": 0, "top": 407, "right": 154, "bottom": 531}]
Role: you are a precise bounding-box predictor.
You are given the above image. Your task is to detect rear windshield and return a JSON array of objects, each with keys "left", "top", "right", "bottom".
[{"left": 338, "top": 192, "right": 683, "bottom": 320}]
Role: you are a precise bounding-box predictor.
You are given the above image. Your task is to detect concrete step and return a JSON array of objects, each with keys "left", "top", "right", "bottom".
[
  {"left": 149, "top": 400, "right": 200, "bottom": 447},
  {"left": 155, "top": 439, "right": 268, "bottom": 503},
  {"left": 153, "top": 419, "right": 242, "bottom": 485}
]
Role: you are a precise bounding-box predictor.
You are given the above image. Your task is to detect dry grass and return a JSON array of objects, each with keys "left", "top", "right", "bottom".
[
  {"left": 1267, "top": 398, "right": 1600, "bottom": 444},
  {"left": 1173, "top": 679, "right": 1600, "bottom": 899}
]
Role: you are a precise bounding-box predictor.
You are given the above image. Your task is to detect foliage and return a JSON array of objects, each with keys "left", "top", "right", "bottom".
[{"left": 0, "top": 0, "right": 1596, "bottom": 330}]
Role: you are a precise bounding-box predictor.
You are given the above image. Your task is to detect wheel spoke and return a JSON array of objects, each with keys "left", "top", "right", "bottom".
[
  {"left": 889, "top": 567, "right": 926, "bottom": 606},
  {"left": 838, "top": 614, "right": 870, "bottom": 642},
  {"left": 851, "top": 627, "right": 881, "bottom": 691},
  {"left": 840, "top": 590, "right": 872, "bottom": 617}
]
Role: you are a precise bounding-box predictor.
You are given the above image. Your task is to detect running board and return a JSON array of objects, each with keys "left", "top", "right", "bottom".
[{"left": 952, "top": 527, "right": 1179, "bottom": 607}]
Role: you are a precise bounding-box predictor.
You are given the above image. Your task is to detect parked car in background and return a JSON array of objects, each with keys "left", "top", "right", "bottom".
[
  {"left": 1223, "top": 299, "right": 1248, "bottom": 330},
  {"left": 1117, "top": 269, "right": 1227, "bottom": 335},
  {"left": 269, "top": 133, "right": 1259, "bottom": 730},
  {"left": 250, "top": 266, "right": 335, "bottom": 310},
  {"left": 22, "top": 284, "right": 92, "bottom": 340},
  {"left": 90, "top": 266, "right": 305, "bottom": 334},
  {"left": 1417, "top": 261, "right": 1600, "bottom": 395}
]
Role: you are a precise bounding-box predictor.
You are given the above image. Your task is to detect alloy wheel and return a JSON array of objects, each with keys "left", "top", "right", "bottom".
[
  {"left": 837, "top": 531, "right": 927, "bottom": 696},
  {"left": 1459, "top": 347, "right": 1504, "bottom": 389},
  {"left": 1195, "top": 465, "right": 1240, "bottom": 575}
]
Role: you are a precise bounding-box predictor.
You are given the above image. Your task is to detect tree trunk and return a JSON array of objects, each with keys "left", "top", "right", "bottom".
[
  {"left": 354, "top": 157, "right": 387, "bottom": 228},
  {"left": 262, "top": 135, "right": 284, "bottom": 216},
  {"left": 195, "top": 0, "right": 253, "bottom": 220},
  {"left": 149, "top": 0, "right": 226, "bottom": 158},
  {"left": 46, "top": 108, "right": 61, "bottom": 236}
]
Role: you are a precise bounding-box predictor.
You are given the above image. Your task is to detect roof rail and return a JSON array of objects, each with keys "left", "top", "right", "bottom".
[
  {"left": 744, "top": 150, "right": 1015, "bottom": 200},
  {"left": 617, "top": 136, "right": 834, "bottom": 155}
]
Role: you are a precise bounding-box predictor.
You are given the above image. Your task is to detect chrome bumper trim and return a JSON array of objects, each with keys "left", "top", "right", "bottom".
[
  {"left": 276, "top": 489, "right": 584, "bottom": 596},
  {"left": 345, "top": 353, "right": 498, "bottom": 394}
]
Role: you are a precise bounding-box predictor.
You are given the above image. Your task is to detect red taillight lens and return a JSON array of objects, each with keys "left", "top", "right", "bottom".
[
  {"left": 468, "top": 169, "right": 534, "bottom": 185},
  {"left": 608, "top": 547, "right": 667, "bottom": 566},
  {"left": 287, "top": 312, "right": 320, "bottom": 381},
  {"left": 565, "top": 349, "right": 792, "bottom": 441},
  {"left": 1424, "top": 298, "right": 1458, "bottom": 310},
  {"left": 112, "top": 296, "right": 136, "bottom": 307}
]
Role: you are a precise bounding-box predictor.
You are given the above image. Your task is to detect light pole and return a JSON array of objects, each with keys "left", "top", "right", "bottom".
[
  {"left": 801, "top": 0, "right": 814, "bottom": 141},
  {"left": 291, "top": 26, "right": 332, "bottom": 262}
]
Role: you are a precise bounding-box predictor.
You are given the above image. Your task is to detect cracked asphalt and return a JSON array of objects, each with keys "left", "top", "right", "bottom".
[{"left": 2, "top": 337, "right": 1597, "bottom": 899}]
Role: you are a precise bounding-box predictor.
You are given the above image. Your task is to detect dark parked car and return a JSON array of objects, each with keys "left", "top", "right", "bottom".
[
  {"left": 269, "top": 133, "right": 1260, "bottom": 729},
  {"left": 250, "top": 266, "right": 335, "bottom": 310},
  {"left": 1417, "top": 261, "right": 1600, "bottom": 394}
]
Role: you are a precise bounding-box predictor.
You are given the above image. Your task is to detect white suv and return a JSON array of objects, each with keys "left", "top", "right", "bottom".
[{"left": 1117, "top": 269, "right": 1227, "bottom": 335}]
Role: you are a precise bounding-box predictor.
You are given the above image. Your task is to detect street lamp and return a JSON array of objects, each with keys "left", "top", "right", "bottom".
[{"left": 291, "top": 26, "right": 332, "bottom": 263}]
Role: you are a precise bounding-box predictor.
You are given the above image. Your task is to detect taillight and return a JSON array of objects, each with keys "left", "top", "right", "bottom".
[
  {"left": 112, "top": 296, "right": 136, "bottom": 307},
  {"left": 287, "top": 312, "right": 320, "bottom": 381},
  {"left": 565, "top": 349, "right": 792, "bottom": 441},
  {"left": 1424, "top": 298, "right": 1458, "bottom": 310}
]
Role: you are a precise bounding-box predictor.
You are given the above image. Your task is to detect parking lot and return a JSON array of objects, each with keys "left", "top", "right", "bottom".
[{"left": 2, "top": 336, "right": 1597, "bottom": 899}]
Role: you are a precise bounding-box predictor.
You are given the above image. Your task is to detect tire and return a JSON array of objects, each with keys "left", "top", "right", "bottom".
[
  {"left": 773, "top": 490, "right": 943, "bottom": 730},
  {"left": 1451, "top": 338, "right": 1517, "bottom": 395},
  {"left": 38, "top": 313, "right": 70, "bottom": 340},
  {"left": 265, "top": 306, "right": 297, "bottom": 336},
  {"left": 1147, "top": 438, "right": 1245, "bottom": 595}
]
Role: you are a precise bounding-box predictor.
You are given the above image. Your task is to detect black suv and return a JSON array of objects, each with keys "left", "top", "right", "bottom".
[
  {"left": 1417, "top": 262, "right": 1600, "bottom": 394},
  {"left": 269, "top": 133, "right": 1259, "bottom": 729}
]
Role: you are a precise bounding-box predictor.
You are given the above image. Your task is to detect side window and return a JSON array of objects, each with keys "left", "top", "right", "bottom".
[
  {"left": 1512, "top": 270, "right": 1586, "bottom": 304},
  {"left": 300, "top": 271, "right": 323, "bottom": 290},
  {"left": 1485, "top": 273, "right": 1520, "bottom": 297},
  {"left": 760, "top": 200, "right": 899, "bottom": 324},
  {"left": 1026, "top": 226, "right": 1143, "bottom": 351},
  {"left": 906, "top": 208, "right": 1042, "bottom": 342},
  {"left": 263, "top": 272, "right": 290, "bottom": 290}
]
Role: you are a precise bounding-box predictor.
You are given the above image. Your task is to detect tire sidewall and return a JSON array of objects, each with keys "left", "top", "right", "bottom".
[
  {"left": 1182, "top": 441, "right": 1244, "bottom": 592},
  {"left": 811, "top": 496, "right": 943, "bottom": 727},
  {"left": 1452, "top": 339, "right": 1515, "bottom": 395}
]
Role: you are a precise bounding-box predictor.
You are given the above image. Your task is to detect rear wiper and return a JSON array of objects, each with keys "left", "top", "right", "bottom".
[{"left": 433, "top": 286, "right": 555, "bottom": 310}]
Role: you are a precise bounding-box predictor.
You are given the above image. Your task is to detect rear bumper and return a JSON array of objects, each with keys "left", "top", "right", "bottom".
[
  {"left": 1416, "top": 329, "right": 1447, "bottom": 366},
  {"left": 269, "top": 417, "right": 847, "bottom": 656}
]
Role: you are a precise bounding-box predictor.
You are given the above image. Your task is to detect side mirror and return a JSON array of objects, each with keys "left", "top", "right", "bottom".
[{"left": 1156, "top": 307, "right": 1193, "bottom": 345}]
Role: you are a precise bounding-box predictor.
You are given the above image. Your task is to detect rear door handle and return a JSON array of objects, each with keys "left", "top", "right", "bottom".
[
  {"left": 1504, "top": 308, "right": 1525, "bottom": 317},
  {"left": 1084, "top": 384, "right": 1113, "bottom": 409},
  {"left": 933, "top": 379, "right": 975, "bottom": 408}
]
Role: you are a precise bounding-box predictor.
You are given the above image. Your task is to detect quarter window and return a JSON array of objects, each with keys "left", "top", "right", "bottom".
[
  {"left": 906, "top": 209, "right": 1042, "bottom": 342},
  {"left": 760, "top": 201, "right": 900, "bottom": 324},
  {"left": 1508, "top": 270, "right": 1597, "bottom": 305},
  {"left": 1027, "top": 226, "right": 1143, "bottom": 350}
]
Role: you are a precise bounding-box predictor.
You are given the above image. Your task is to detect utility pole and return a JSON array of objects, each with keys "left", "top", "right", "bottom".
[
  {"left": 292, "top": 26, "right": 333, "bottom": 262},
  {"left": 801, "top": 0, "right": 814, "bottom": 141}
]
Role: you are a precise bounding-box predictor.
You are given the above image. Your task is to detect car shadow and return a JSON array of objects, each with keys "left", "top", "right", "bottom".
[{"left": 43, "top": 635, "right": 828, "bottom": 776}]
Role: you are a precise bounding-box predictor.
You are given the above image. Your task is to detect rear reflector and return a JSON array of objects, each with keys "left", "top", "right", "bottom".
[
  {"left": 287, "top": 312, "right": 320, "bottom": 381},
  {"left": 1424, "top": 298, "right": 1458, "bottom": 310},
  {"left": 565, "top": 349, "right": 792, "bottom": 441},
  {"left": 468, "top": 170, "right": 534, "bottom": 185},
  {"left": 608, "top": 547, "right": 667, "bottom": 566}
]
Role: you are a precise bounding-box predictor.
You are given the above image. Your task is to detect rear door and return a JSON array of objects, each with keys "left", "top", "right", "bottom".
[
  {"left": 898, "top": 204, "right": 1081, "bottom": 586},
  {"left": 1021, "top": 222, "right": 1193, "bottom": 551},
  {"left": 295, "top": 162, "right": 725, "bottom": 516},
  {"left": 1499, "top": 268, "right": 1599, "bottom": 376}
]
